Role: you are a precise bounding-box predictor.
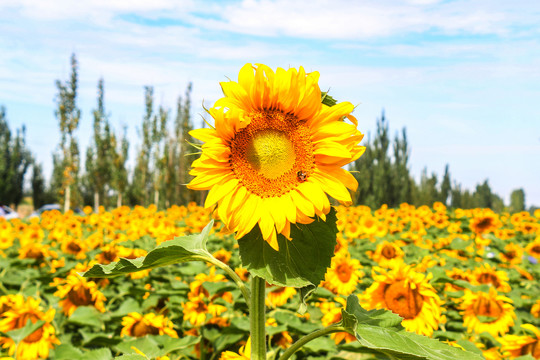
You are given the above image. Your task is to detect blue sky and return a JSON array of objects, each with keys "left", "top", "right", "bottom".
[{"left": 1, "top": 0, "right": 539, "bottom": 206}]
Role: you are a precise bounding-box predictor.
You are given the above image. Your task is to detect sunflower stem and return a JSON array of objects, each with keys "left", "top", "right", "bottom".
[
  {"left": 204, "top": 256, "right": 251, "bottom": 307},
  {"left": 250, "top": 276, "right": 267, "bottom": 360},
  {"left": 278, "top": 324, "right": 347, "bottom": 360}
]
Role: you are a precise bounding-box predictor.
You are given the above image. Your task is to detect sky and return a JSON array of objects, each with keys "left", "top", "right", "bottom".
[{"left": 1, "top": 0, "right": 539, "bottom": 206}]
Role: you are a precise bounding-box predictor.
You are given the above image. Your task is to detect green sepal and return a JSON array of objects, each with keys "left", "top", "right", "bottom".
[
  {"left": 82, "top": 221, "right": 215, "bottom": 278},
  {"left": 238, "top": 208, "right": 338, "bottom": 287}
]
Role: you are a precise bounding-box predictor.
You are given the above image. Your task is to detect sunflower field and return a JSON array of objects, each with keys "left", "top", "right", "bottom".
[{"left": 0, "top": 202, "right": 539, "bottom": 360}]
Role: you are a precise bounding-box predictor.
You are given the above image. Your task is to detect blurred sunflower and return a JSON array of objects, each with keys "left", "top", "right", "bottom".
[
  {"left": 323, "top": 252, "right": 363, "bottom": 295},
  {"left": 470, "top": 263, "right": 511, "bottom": 292},
  {"left": 219, "top": 337, "right": 250, "bottom": 360},
  {"left": 52, "top": 274, "right": 106, "bottom": 315},
  {"left": 499, "top": 324, "right": 540, "bottom": 358},
  {"left": 525, "top": 236, "right": 540, "bottom": 259},
  {"left": 0, "top": 297, "right": 59, "bottom": 360},
  {"left": 265, "top": 286, "right": 297, "bottom": 308},
  {"left": 121, "top": 312, "right": 178, "bottom": 338},
  {"left": 369, "top": 240, "right": 405, "bottom": 267},
  {"left": 499, "top": 242, "right": 524, "bottom": 265},
  {"left": 361, "top": 260, "right": 443, "bottom": 336},
  {"left": 458, "top": 288, "right": 515, "bottom": 337},
  {"left": 187, "top": 64, "right": 364, "bottom": 250},
  {"left": 182, "top": 293, "right": 227, "bottom": 327},
  {"left": 470, "top": 210, "right": 500, "bottom": 235},
  {"left": 532, "top": 299, "right": 540, "bottom": 318}
]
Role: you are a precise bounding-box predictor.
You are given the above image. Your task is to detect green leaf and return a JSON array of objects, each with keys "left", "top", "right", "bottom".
[
  {"left": 68, "top": 306, "right": 103, "bottom": 328},
  {"left": 6, "top": 319, "right": 45, "bottom": 343},
  {"left": 53, "top": 344, "right": 84, "bottom": 360},
  {"left": 302, "top": 336, "right": 337, "bottom": 353},
  {"left": 80, "top": 348, "right": 113, "bottom": 360},
  {"left": 115, "top": 337, "right": 160, "bottom": 358},
  {"left": 82, "top": 221, "right": 215, "bottom": 278},
  {"left": 238, "top": 208, "right": 338, "bottom": 287},
  {"left": 298, "top": 284, "right": 316, "bottom": 315},
  {"left": 114, "top": 355, "right": 147, "bottom": 360},
  {"left": 342, "top": 295, "right": 484, "bottom": 360}
]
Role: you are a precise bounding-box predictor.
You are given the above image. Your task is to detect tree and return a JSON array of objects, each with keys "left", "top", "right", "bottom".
[
  {"left": 176, "top": 83, "right": 195, "bottom": 205},
  {"left": 85, "top": 78, "right": 113, "bottom": 212},
  {"left": 509, "top": 188, "right": 525, "bottom": 213},
  {"left": 414, "top": 168, "right": 439, "bottom": 206},
  {"left": 31, "top": 162, "right": 46, "bottom": 209},
  {"left": 111, "top": 126, "right": 129, "bottom": 208},
  {"left": 391, "top": 128, "right": 413, "bottom": 206},
  {"left": 129, "top": 86, "right": 154, "bottom": 206},
  {"left": 439, "top": 164, "right": 451, "bottom": 206},
  {"left": 0, "top": 106, "right": 32, "bottom": 207},
  {"left": 55, "top": 53, "right": 81, "bottom": 212},
  {"left": 473, "top": 180, "right": 493, "bottom": 208}
]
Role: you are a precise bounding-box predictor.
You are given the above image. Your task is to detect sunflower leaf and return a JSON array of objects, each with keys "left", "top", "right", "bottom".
[
  {"left": 82, "top": 221, "right": 215, "bottom": 278},
  {"left": 238, "top": 208, "right": 338, "bottom": 287},
  {"left": 342, "top": 295, "right": 484, "bottom": 360},
  {"left": 5, "top": 319, "right": 45, "bottom": 344}
]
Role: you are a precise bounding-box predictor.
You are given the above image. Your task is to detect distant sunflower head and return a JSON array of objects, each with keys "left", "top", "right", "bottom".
[
  {"left": 361, "top": 259, "right": 443, "bottom": 336},
  {"left": 187, "top": 64, "right": 364, "bottom": 250},
  {"left": 323, "top": 252, "right": 363, "bottom": 296},
  {"left": 470, "top": 263, "right": 511, "bottom": 292},
  {"left": 499, "top": 324, "right": 540, "bottom": 358},
  {"left": 470, "top": 211, "right": 500, "bottom": 235},
  {"left": 52, "top": 274, "right": 106, "bottom": 316},
  {"left": 370, "top": 240, "right": 405, "bottom": 267},
  {"left": 121, "top": 312, "right": 178, "bottom": 338},
  {"left": 459, "top": 287, "right": 515, "bottom": 337}
]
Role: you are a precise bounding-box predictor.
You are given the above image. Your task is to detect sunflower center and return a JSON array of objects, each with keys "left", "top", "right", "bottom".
[
  {"left": 522, "top": 340, "right": 540, "bottom": 358},
  {"left": 381, "top": 245, "right": 396, "bottom": 259},
  {"left": 230, "top": 110, "right": 314, "bottom": 197},
  {"left": 132, "top": 321, "right": 160, "bottom": 337},
  {"left": 336, "top": 264, "right": 353, "bottom": 283},
  {"left": 67, "top": 241, "right": 82, "bottom": 253},
  {"left": 24, "top": 326, "right": 44, "bottom": 343},
  {"left": 473, "top": 295, "right": 503, "bottom": 320},
  {"left": 477, "top": 273, "right": 500, "bottom": 288},
  {"left": 68, "top": 286, "right": 93, "bottom": 306},
  {"left": 384, "top": 280, "right": 424, "bottom": 319},
  {"left": 246, "top": 130, "right": 295, "bottom": 179}
]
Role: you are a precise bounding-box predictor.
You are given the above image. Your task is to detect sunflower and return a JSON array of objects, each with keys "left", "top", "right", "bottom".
[
  {"left": 369, "top": 240, "right": 405, "bottom": 267},
  {"left": 182, "top": 293, "right": 227, "bottom": 327},
  {"left": 0, "top": 297, "right": 60, "bottom": 360},
  {"left": 499, "top": 324, "right": 540, "bottom": 358},
  {"left": 51, "top": 274, "right": 107, "bottom": 315},
  {"left": 360, "top": 259, "right": 443, "bottom": 336},
  {"left": 469, "top": 210, "right": 500, "bottom": 235},
  {"left": 532, "top": 299, "right": 540, "bottom": 318},
  {"left": 458, "top": 287, "right": 515, "bottom": 337},
  {"left": 187, "top": 64, "right": 364, "bottom": 250},
  {"left": 323, "top": 252, "right": 363, "bottom": 295},
  {"left": 499, "top": 242, "right": 524, "bottom": 265},
  {"left": 265, "top": 286, "right": 297, "bottom": 308},
  {"left": 121, "top": 312, "right": 178, "bottom": 338},
  {"left": 470, "top": 263, "right": 511, "bottom": 292},
  {"left": 525, "top": 236, "right": 540, "bottom": 259},
  {"left": 219, "top": 338, "right": 250, "bottom": 360}
]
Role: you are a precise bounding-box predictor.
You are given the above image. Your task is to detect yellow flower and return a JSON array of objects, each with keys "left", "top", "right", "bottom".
[
  {"left": 52, "top": 274, "right": 107, "bottom": 316},
  {"left": 182, "top": 294, "right": 227, "bottom": 327},
  {"left": 369, "top": 240, "right": 405, "bottom": 267},
  {"left": 318, "top": 297, "right": 356, "bottom": 344},
  {"left": 0, "top": 297, "right": 60, "bottom": 360},
  {"left": 187, "top": 64, "right": 364, "bottom": 250},
  {"left": 219, "top": 337, "right": 251, "bottom": 360},
  {"left": 265, "top": 286, "right": 297, "bottom": 308},
  {"left": 470, "top": 263, "right": 511, "bottom": 292},
  {"left": 499, "top": 324, "right": 540, "bottom": 358},
  {"left": 121, "top": 312, "right": 178, "bottom": 338},
  {"left": 323, "top": 252, "right": 363, "bottom": 296},
  {"left": 458, "top": 287, "right": 515, "bottom": 337},
  {"left": 360, "top": 260, "right": 443, "bottom": 336}
]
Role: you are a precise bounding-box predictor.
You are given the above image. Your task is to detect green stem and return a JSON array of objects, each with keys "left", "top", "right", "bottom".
[
  {"left": 251, "top": 276, "right": 266, "bottom": 360},
  {"left": 278, "top": 324, "right": 347, "bottom": 360}
]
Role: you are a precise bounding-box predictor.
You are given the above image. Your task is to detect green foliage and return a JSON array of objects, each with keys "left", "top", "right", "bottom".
[
  {"left": 0, "top": 106, "right": 33, "bottom": 206},
  {"left": 341, "top": 295, "right": 483, "bottom": 360},
  {"left": 510, "top": 188, "right": 526, "bottom": 213},
  {"left": 238, "top": 208, "right": 338, "bottom": 288}
]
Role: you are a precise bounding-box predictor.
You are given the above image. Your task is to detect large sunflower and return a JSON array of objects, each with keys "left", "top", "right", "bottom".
[
  {"left": 360, "top": 259, "right": 443, "bottom": 336},
  {"left": 499, "top": 324, "right": 540, "bottom": 358},
  {"left": 187, "top": 64, "right": 364, "bottom": 250}
]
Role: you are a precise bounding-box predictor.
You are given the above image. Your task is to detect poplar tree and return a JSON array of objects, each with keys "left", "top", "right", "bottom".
[
  {"left": 151, "top": 105, "right": 168, "bottom": 207},
  {"left": 111, "top": 126, "right": 129, "bottom": 208},
  {"left": 391, "top": 128, "right": 412, "bottom": 206},
  {"left": 85, "top": 78, "right": 113, "bottom": 211},
  {"left": 439, "top": 164, "right": 452, "bottom": 205},
  {"left": 130, "top": 86, "right": 154, "bottom": 206},
  {"left": 31, "top": 162, "right": 46, "bottom": 209},
  {"left": 0, "top": 106, "right": 32, "bottom": 206},
  {"left": 509, "top": 189, "right": 525, "bottom": 213},
  {"left": 176, "top": 83, "right": 195, "bottom": 205},
  {"left": 55, "top": 53, "right": 81, "bottom": 212}
]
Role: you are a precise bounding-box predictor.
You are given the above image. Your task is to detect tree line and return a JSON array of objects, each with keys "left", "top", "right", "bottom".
[{"left": 0, "top": 54, "right": 531, "bottom": 213}]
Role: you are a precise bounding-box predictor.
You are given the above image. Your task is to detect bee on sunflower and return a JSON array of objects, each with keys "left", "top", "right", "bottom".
[
  {"left": 187, "top": 63, "right": 364, "bottom": 250},
  {"left": 360, "top": 259, "right": 444, "bottom": 336}
]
